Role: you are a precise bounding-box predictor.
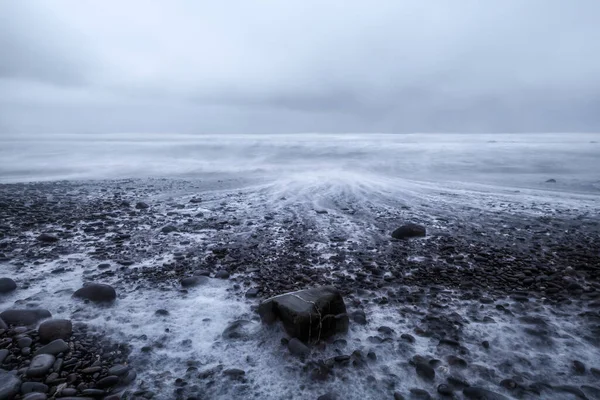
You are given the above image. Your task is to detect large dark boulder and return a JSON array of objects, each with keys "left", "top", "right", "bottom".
[
  {"left": 0, "top": 309, "right": 51, "bottom": 326},
  {"left": 0, "top": 278, "right": 16, "bottom": 294},
  {"left": 391, "top": 223, "right": 426, "bottom": 239},
  {"left": 258, "top": 286, "right": 349, "bottom": 343},
  {"left": 38, "top": 319, "right": 73, "bottom": 343},
  {"left": 73, "top": 283, "right": 116, "bottom": 303}
]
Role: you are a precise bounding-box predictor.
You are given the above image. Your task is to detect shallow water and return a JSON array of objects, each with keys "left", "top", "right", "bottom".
[{"left": 1, "top": 133, "right": 600, "bottom": 399}]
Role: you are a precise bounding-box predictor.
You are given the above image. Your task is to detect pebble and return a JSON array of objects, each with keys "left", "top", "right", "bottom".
[
  {"left": 27, "top": 354, "right": 56, "bottom": 377},
  {"left": 34, "top": 339, "right": 69, "bottom": 356}
]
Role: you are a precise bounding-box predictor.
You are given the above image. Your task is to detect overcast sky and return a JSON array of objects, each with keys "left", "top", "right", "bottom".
[{"left": 1, "top": 0, "right": 599, "bottom": 134}]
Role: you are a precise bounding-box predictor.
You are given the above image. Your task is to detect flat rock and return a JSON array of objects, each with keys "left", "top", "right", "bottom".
[
  {"left": 38, "top": 319, "right": 73, "bottom": 343},
  {"left": 391, "top": 223, "right": 426, "bottom": 239},
  {"left": 34, "top": 339, "right": 69, "bottom": 356},
  {"left": 0, "top": 278, "right": 16, "bottom": 294},
  {"left": 0, "top": 309, "right": 51, "bottom": 326},
  {"left": 27, "top": 354, "right": 56, "bottom": 377},
  {"left": 73, "top": 283, "right": 116, "bottom": 303},
  {"left": 258, "top": 286, "right": 349, "bottom": 342}
]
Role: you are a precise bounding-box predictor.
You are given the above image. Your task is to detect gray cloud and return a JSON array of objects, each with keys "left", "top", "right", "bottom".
[{"left": 0, "top": 0, "right": 599, "bottom": 133}]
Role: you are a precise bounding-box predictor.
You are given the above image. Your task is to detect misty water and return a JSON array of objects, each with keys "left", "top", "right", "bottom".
[{"left": 1, "top": 133, "right": 599, "bottom": 400}]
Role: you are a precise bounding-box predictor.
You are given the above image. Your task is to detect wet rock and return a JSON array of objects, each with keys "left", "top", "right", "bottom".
[
  {"left": 181, "top": 276, "right": 209, "bottom": 288},
  {"left": 350, "top": 310, "right": 367, "bottom": 325},
  {"left": 38, "top": 319, "right": 73, "bottom": 343},
  {"left": 96, "top": 375, "right": 120, "bottom": 388},
  {"left": 223, "top": 368, "right": 245, "bottom": 379},
  {"left": 27, "top": 354, "right": 56, "bottom": 377},
  {"left": 572, "top": 360, "right": 586, "bottom": 374},
  {"left": 546, "top": 179, "right": 557, "bottom": 183},
  {"left": 22, "top": 393, "right": 47, "bottom": 400},
  {"left": 391, "top": 223, "right": 426, "bottom": 239},
  {"left": 155, "top": 309, "right": 169, "bottom": 316},
  {"left": 37, "top": 233, "right": 59, "bottom": 243},
  {"left": 553, "top": 385, "right": 588, "bottom": 399},
  {"left": 463, "top": 387, "right": 509, "bottom": 399},
  {"left": 73, "top": 283, "right": 117, "bottom": 303},
  {"left": 409, "top": 388, "right": 432, "bottom": 399},
  {"left": 415, "top": 362, "right": 435, "bottom": 381},
  {"left": 393, "top": 393, "right": 405, "bottom": 400},
  {"left": 401, "top": 333, "right": 415, "bottom": 343},
  {"left": 447, "top": 376, "right": 470, "bottom": 388},
  {"left": 0, "top": 349, "right": 9, "bottom": 364},
  {"left": 581, "top": 385, "right": 600, "bottom": 399},
  {"left": 0, "top": 309, "right": 51, "bottom": 326},
  {"left": 0, "top": 370, "right": 21, "bottom": 399},
  {"left": 21, "top": 382, "right": 49, "bottom": 394},
  {"left": 258, "top": 286, "right": 349, "bottom": 342},
  {"left": 245, "top": 288, "right": 259, "bottom": 298},
  {"left": 135, "top": 201, "right": 149, "bottom": 209},
  {"left": 108, "top": 364, "right": 130, "bottom": 376},
  {"left": 34, "top": 339, "right": 69, "bottom": 356},
  {"left": 317, "top": 393, "right": 337, "bottom": 400},
  {"left": 0, "top": 278, "right": 16, "bottom": 294},
  {"left": 437, "top": 384, "right": 453, "bottom": 396},
  {"left": 161, "top": 225, "right": 178, "bottom": 234},
  {"left": 0, "top": 318, "right": 6, "bottom": 330},
  {"left": 214, "top": 270, "right": 230, "bottom": 279},
  {"left": 288, "top": 338, "right": 310, "bottom": 358},
  {"left": 222, "top": 320, "right": 254, "bottom": 340}
]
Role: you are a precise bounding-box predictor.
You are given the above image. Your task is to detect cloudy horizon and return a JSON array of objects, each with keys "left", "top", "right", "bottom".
[{"left": 1, "top": 0, "right": 599, "bottom": 134}]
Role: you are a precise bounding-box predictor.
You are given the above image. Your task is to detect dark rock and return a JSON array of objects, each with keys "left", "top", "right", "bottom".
[
  {"left": 108, "top": 364, "right": 130, "bottom": 376},
  {"left": 0, "top": 318, "right": 6, "bottom": 330},
  {"left": 37, "top": 233, "right": 59, "bottom": 243},
  {"left": 222, "top": 368, "right": 245, "bottom": 379},
  {"left": 415, "top": 362, "right": 435, "bottom": 381},
  {"left": 288, "top": 338, "right": 310, "bottom": 358},
  {"left": 0, "top": 349, "right": 9, "bottom": 364},
  {"left": 155, "top": 309, "right": 169, "bottom": 316},
  {"left": 572, "top": 360, "right": 586, "bottom": 374},
  {"left": 222, "top": 320, "right": 254, "bottom": 340},
  {"left": 161, "top": 225, "right": 178, "bottom": 234},
  {"left": 258, "top": 286, "right": 349, "bottom": 342},
  {"left": 409, "top": 388, "right": 432, "bottom": 399},
  {"left": 34, "top": 339, "right": 69, "bottom": 356},
  {"left": 96, "top": 375, "right": 120, "bottom": 388},
  {"left": 0, "top": 309, "right": 51, "bottom": 326},
  {"left": 391, "top": 223, "right": 426, "bottom": 239},
  {"left": 135, "top": 201, "right": 149, "bottom": 209},
  {"left": 27, "top": 354, "right": 56, "bottom": 377},
  {"left": 245, "top": 288, "right": 259, "bottom": 298},
  {"left": 401, "top": 333, "right": 415, "bottom": 343},
  {"left": 0, "top": 278, "right": 16, "bottom": 294},
  {"left": 463, "top": 387, "right": 509, "bottom": 399},
  {"left": 73, "top": 283, "right": 116, "bottom": 303},
  {"left": 0, "top": 370, "right": 20, "bottom": 399},
  {"left": 21, "top": 382, "right": 49, "bottom": 394},
  {"left": 97, "top": 263, "right": 111, "bottom": 269},
  {"left": 553, "top": 385, "right": 588, "bottom": 399},
  {"left": 437, "top": 384, "right": 453, "bottom": 396},
  {"left": 38, "top": 319, "right": 72, "bottom": 343},
  {"left": 447, "top": 376, "right": 470, "bottom": 388},
  {"left": 181, "top": 276, "right": 209, "bottom": 288},
  {"left": 350, "top": 310, "right": 367, "bottom": 325},
  {"left": 317, "top": 393, "right": 337, "bottom": 400},
  {"left": 393, "top": 393, "right": 405, "bottom": 400},
  {"left": 214, "top": 270, "right": 230, "bottom": 279},
  {"left": 22, "top": 393, "right": 47, "bottom": 400},
  {"left": 546, "top": 179, "right": 556, "bottom": 183}
]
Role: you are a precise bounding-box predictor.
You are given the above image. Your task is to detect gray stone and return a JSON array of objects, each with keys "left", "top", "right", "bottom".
[
  {"left": 214, "top": 270, "right": 230, "bottom": 279},
  {"left": 96, "top": 375, "right": 120, "bottom": 388},
  {"left": 463, "top": 387, "right": 509, "bottom": 399},
  {"left": 245, "top": 288, "right": 259, "bottom": 298},
  {"left": 415, "top": 362, "right": 435, "bottom": 381},
  {"left": 27, "top": 354, "right": 56, "bottom": 377},
  {"left": 21, "top": 382, "right": 49, "bottom": 394},
  {"left": 38, "top": 319, "right": 73, "bottom": 343},
  {"left": 181, "top": 276, "right": 209, "bottom": 288},
  {"left": 0, "top": 278, "right": 16, "bottom": 294},
  {"left": 0, "top": 349, "right": 9, "bottom": 364},
  {"left": 0, "top": 309, "right": 51, "bottom": 326},
  {"left": 108, "top": 364, "right": 129, "bottom": 376},
  {"left": 37, "top": 233, "right": 59, "bottom": 243},
  {"left": 391, "top": 223, "right": 426, "bottom": 239},
  {"left": 0, "top": 370, "right": 21, "bottom": 399},
  {"left": 222, "top": 320, "right": 254, "bottom": 340},
  {"left": 23, "top": 393, "right": 48, "bottom": 400},
  {"left": 73, "top": 283, "right": 116, "bottom": 303},
  {"left": 288, "top": 338, "right": 310, "bottom": 358},
  {"left": 34, "top": 339, "right": 69, "bottom": 356},
  {"left": 258, "top": 286, "right": 349, "bottom": 342},
  {"left": 0, "top": 318, "right": 6, "bottom": 330}
]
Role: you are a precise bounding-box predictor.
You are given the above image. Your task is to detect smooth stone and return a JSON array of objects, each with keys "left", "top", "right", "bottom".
[
  {"left": 38, "top": 319, "right": 73, "bottom": 343},
  {"left": 0, "top": 309, "right": 51, "bottom": 326},
  {"left": 0, "top": 318, "right": 6, "bottom": 330},
  {"left": 17, "top": 336, "right": 33, "bottom": 348},
  {"left": 27, "top": 354, "right": 56, "bottom": 377},
  {"left": 181, "top": 276, "right": 209, "bottom": 288},
  {"left": 108, "top": 364, "right": 129, "bottom": 376},
  {"left": 214, "top": 270, "right": 230, "bottom": 279},
  {"left": 463, "top": 387, "right": 509, "bottom": 399},
  {"left": 21, "top": 382, "right": 49, "bottom": 394},
  {"left": 391, "top": 223, "right": 426, "bottom": 239},
  {"left": 351, "top": 310, "right": 367, "bottom": 325},
  {"left": 0, "top": 278, "right": 16, "bottom": 294},
  {"left": 22, "top": 393, "right": 47, "bottom": 400},
  {"left": 222, "top": 320, "right": 254, "bottom": 340},
  {"left": 409, "top": 388, "right": 432, "bottom": 399},
  {"left": 415, "top": 362, "right": 435, "bottom": 381},
  {"left": 72, "top": 283, "right": 116, "bottom": 303},
  {"left": 135, "top": 201, "right": 149, "bottom": 209},
  {"left": 37, "top": 233, "right": 59, "bottom": 243},
  {"left": 34, "top": 339, "right": 69, "bottom": 356},
  {"left": 288, "top": 338, "right": 310, "bottom": 358},
  {"left": 0, "top": 349, "right": 9, "bottom": 364},
  {"left": 0, "top": 370, "right": 21, "bottom": 399},
  {"left": 438, "top": 384, "right": 453, "bottom": 396},
  {"left": 245, "top": 288, "right": 259, "bottom": 298},
  {"left": 96, "top": 375, "right": 120, "bottom": 388}
]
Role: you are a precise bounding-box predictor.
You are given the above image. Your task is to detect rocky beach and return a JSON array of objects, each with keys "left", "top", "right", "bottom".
[{"left": 1, "top": 133, "right": 599, "bottom": 399}]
